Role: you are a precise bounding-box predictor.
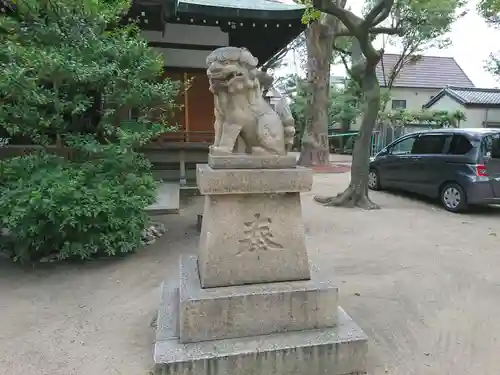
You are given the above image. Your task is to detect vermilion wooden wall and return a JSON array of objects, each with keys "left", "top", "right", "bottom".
[{"left": 157, "top": 69, "right": 214, "bottom": 144}]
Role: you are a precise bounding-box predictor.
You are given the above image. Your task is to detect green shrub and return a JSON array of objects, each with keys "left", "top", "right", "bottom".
[
  {"left": 0, "top": 1, "right": 179, "bottom": 262},
  {"left": 0, "top": 149, "right": 156, "bottom": 262}
]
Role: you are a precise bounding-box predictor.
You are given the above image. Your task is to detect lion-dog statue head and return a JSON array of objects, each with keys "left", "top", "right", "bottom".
[{"left": 206, "top": 47, "right": 259, "bottom": 94}]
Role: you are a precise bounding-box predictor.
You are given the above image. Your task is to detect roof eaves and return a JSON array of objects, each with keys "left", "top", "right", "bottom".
[
  {"left": 176, "top": 0, "right": 306, "bottom": 19},
  {"left": 423, "top": 88, "right": 469, "bottom": 109},
  {"left": 467, "top": 102, "right": 500, "bottom": 108},
  {"left": 423, "top": 89, "right": 446, "bottom": 108}
]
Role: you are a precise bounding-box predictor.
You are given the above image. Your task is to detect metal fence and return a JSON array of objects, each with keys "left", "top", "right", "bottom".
[{"left": 369, "top": 123, "right": 441, "bottom": 156}]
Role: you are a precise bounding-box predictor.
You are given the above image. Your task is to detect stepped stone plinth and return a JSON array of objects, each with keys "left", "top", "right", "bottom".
[
  {"left": 153, "top": 160, "right": 368, "bottom": 375},
  {"left": 153, "top": 46, "right": 368, "bottom": 375}
]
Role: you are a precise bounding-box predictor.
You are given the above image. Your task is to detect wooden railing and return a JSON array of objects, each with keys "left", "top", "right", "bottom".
[
  {"left": 152, "top": 131, "right": 215, "bottom": 145},
  {"left": 0, "top": 131, "right": 216, "bottom": 157}
]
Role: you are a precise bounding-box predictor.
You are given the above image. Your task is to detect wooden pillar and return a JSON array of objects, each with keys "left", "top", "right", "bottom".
[
  {"left": 180, "top": 72, "right": 189, "bottom": 186},
  {"left": 179, "top": 149, "right": 186, "bottom": 186},
  {"left": 184, "top": 72, "right": 189, "bottom": 142}
]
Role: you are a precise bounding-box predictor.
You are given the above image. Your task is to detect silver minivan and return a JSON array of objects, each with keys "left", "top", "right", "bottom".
[{"left": 368, "top": 128, "right": 500, "bottom": 212}]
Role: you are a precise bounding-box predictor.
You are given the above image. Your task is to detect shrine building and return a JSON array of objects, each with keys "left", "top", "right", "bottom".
[
  {"left": 126, "top": 0, "right": 305, "bottom": 183},
  {"left": 0, "top": 0, "right": 306, "bottom": 191}
]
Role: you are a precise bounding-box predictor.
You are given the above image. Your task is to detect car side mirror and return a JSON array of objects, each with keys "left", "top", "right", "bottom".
[{"left": 378, "top": 148, "right": 389, "bottom": 156}]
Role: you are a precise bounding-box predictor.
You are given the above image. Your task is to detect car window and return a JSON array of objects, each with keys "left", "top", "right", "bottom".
[
  {"left": 482, "top": 133, "right": 500, "bottom": 158},
  {"left": 389, "top": 136, "right": 416, "bottom": 155},
  {"left": 411, "top": 134, "right": 449, "bottom": 154},
  {"left": 448, "top": 135, "right": 473, "bottom": 155}
]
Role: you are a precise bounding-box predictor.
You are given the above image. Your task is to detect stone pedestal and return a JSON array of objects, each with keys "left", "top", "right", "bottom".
[
  {"left": 197, "top": 164, "right": 312, "bottom": 288},
  {"left": 154, "top": 159, "right": 368, "bottom": 375}
]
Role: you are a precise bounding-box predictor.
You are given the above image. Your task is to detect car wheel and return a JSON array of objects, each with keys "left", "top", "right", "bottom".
[
  {"left": 440, "top": 183, "right": 467, "bottom": 213},
  {"left": 368, "top": 168, "right": 381, "bottom": 191}
]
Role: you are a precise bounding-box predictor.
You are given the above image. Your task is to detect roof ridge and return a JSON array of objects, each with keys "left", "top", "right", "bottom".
[
  {"left": 381, "top": 53, "right": 456, "bottom": 59},
  {"left": 448, "top": 86, "right": 500, "bottom": 93},
  {"left": 444, "top": 86, "right": 468, "bottom": 102}
]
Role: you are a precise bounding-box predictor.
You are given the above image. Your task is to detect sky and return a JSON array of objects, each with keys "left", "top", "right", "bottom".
[{"left": 275, "top": 0, "right": 500, "bottom": 88}]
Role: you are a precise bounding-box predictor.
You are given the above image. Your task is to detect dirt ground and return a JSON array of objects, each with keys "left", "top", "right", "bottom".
[{"left": 1, "top": 171, "right": 500, "bottom": 375}]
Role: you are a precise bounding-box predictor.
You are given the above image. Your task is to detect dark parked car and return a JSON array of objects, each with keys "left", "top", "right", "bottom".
[{"left": 368, "top": 128, "right": 500, "bottom": 212}]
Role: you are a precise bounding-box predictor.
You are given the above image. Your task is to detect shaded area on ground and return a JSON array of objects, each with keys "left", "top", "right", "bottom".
[
  {"left": 1, "top": 174, "right": 500, "bottom": 375},
  {"left": 312, "top": 164, "right": 351, "bottom": 173}
]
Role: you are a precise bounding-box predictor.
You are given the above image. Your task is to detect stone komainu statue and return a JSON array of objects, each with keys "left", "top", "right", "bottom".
[{"left": 206, "top": 47, "right": 295, "bottom": 155}]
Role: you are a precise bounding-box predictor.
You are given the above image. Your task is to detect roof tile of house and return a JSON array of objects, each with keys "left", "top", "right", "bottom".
[
  {"left": 424, "top": 86, "right": 500, "bottom": 108},
  {"left": 376, "top": 54, "right": 475, "bottom": 89}
]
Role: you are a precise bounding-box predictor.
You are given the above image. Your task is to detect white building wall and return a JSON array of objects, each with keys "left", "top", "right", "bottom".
[
  {"left": 351, "top": 87, "right": 443, "bottom": 130},
  {"left": 141, "top": 23, "right": 229, "bottom": 69},
  {"left": 427, "top": 95, "right": 490, "bottom": 128},
  {"left": 386, "top": 87, "right": 442, "bottom": 111}
]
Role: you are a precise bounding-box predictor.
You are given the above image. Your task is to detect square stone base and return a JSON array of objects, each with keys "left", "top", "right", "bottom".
[
  {"left": 154, "top": 284, "right": 368, "bottom": 375},
  {"left": 179, "top": 255, "right": 338, "bottom": 343},
  {"left": 208, "top": 154, "right": 297, "bottom": 169},
  {"left": 198, "top": 191, "right": 311, "bottom": 288}
]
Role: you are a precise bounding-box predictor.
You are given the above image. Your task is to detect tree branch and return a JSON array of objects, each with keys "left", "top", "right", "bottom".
[
  {"left": 370, "top": 0, "right": 395, "bottom": 27},
  {"left": 321, "top": 0, "right": 348, "bottom": 36},
  {"left": 370, "top": 26, "right": 402, "bottom": 35},
  {"left": 363, "top": 0, "right": 391, "bottom": 27},
  {"left": 333, "top": 43, "right": 353, "bottom": 75},
  {"left": 313, "top": 0, "right": 361, "bottom": 33},
  {"left": 336, "top": 26, "right": 402, "bottom": 37},
  {"left": 333, "top": 45, "right": 351, "bottom": 56},
  {"left": 339, "top": 53, "right": 352, "bottom": 76},
  {"left": 335, "top": 28, "right": 353, "bottom": 37},
  {"left": 314, "top": 0, "right": 394, "bottom": 64}
]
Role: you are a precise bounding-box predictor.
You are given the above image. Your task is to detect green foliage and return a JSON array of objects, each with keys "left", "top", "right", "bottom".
[
  {"left": 284, "top": 75, "right": 308, "bottom": 148},
  {"left": 294, "top": 0, "right": 319, "bottom": 24},
  {"left": 376, "top": 0, "right": 466, "bottom": 88},
  {"left": 0, "top": 0, "right": 178, "bottom": 146},
  {"left": 486, "top": 56, "right": 500, "bottom": 78},
  {"left": 330, "top": 79, "right": 361, "bottom": 131},
  {"left": 301, "top": 7, "right": 321, "bottom": 24},
  {"left": 285, "top": 68, "right": 465, "bottom": 135},
  {"left": 379, "top": 109, "right": 466, "bottom": 127},
  {"left": 0, "top": 0, "right": 179, "bottom": 262},
  {"left": 478, "top": 0, "right": 500, "bottom": 78},
  {"left": 286, "top": 74, "right": 361, "bottom": 147},
  {"left": 395, "top": 0, "right": 465, "bottom": 45},
  {"left": 478, "top": 0, "right": 500, "bottom": 26},
  {"left": 0, "top": 151, "right": 155, "bottom": 262}
]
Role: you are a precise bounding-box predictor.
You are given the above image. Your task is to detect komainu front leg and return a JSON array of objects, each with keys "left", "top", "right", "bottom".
[
  {"left": 210, "top": 122, "right": 243, "bottom": 155},
  {"left": 212, "top": 109, "right": 222, "bottom": 147}
]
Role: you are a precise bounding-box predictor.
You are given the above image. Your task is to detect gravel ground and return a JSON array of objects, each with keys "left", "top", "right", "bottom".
[{"left": 1, "top": 171, "right": 499, "bottom": 375}]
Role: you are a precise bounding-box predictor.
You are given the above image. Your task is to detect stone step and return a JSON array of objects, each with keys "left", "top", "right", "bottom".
[
  {"left": 146, "top": 182, "right": 180, "bottom": 215},
  {"left": 178, "top": 255, "right": 338, "bottom": 343},
  {"left": 154, "top": 282, "right": 368, "bottom": 375}
]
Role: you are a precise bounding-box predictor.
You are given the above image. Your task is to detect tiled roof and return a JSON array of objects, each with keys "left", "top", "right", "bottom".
[
  {"left": 376, "top": 54, "right": 475, "bottom": 89},
  {"left": 424, "top": 86, "right": 500, "bottom": 108},
  {"left": 179, "top": 0, "right": 305, "bottom": 11}
]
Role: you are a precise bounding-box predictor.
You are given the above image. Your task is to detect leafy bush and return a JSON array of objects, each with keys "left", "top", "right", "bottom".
[
  {"left": 0, "top": 0, "right": 179, "bottom": 262},
  {"left": 0, "top": 150, "right": 156, "bottom": 262}
]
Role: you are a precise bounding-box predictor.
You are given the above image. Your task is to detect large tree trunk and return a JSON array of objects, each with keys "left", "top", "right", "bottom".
[
  {"left": 314, "top": 68, "right": 381, "bottom": 209},
  {"left": 297, "top": 20, "right": 333, "bottom": 166}
]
